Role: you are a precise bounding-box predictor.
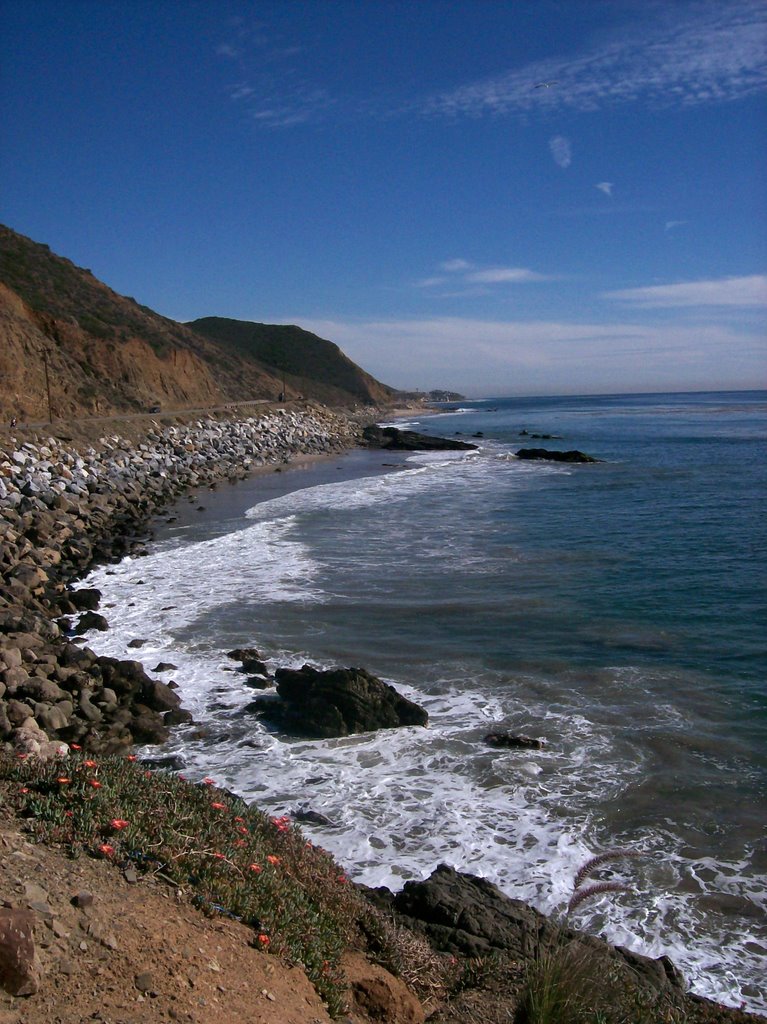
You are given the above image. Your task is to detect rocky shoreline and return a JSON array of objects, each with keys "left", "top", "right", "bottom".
[
  {"left": 0, "top": 405, "right": 361, "bottom": 757},
  {"left": 2, "top": 407, "right": 763, "bottom": 1022}
]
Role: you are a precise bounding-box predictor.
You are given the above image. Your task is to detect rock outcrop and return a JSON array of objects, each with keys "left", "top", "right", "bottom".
[
  {"left": 255, "top": 664, "right": 429, "bottom": 738},
  {"left": 368, "top": 864, "right": 686, "bottom": 1002}
]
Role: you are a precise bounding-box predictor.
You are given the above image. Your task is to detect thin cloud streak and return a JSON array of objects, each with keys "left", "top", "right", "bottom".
[
  {"left": 422, "top": 0, "right": 767, "bottom": 119},
  {"left": 467, "top": 267, "right": 550, "bottom": 284},
  {"left": 416, "top": 261, "right": 553, "bottom": 289},
  {"left": 605, "top": 274, "right": 767, "bottom": 307}
]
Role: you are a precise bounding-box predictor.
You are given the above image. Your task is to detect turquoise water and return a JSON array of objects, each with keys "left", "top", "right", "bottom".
[{"left": 83, "top": 391, "right": 767, "bottom": 1012}]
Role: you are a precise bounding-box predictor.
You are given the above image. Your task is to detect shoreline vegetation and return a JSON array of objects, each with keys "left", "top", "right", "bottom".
[{"left": 0, "top": 403, "right": 762, "bottom": 1023}]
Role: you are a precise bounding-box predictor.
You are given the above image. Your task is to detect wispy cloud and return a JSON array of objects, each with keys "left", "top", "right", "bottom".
[
  {"left": 604, "top": 274, "right": 767, "bottom": 307},
  {"left": 416, "top": 260, "right": 553, "bottom": 291},
  {"left": 596, "top": 182, "right": 614, "bottom": 197},
  {"left": 549, "top": 136, "right": 572, "bottom": 168},
  {"left": 467, "top": 267, "right": 550, "bottom": 284},
  {"left": 216, "top": 21, "right": 333, "bottom": 128},
  {"left": 421, "top": 0, "right": 767, "bottom": 119},
  {"left": 440, "top": 259, "right": 473, "bottom": 272}
]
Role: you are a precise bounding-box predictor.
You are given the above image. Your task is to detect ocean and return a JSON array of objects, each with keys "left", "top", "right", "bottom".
[{"left": 80, "top": 390, "right": 767, "bottom": 1013}]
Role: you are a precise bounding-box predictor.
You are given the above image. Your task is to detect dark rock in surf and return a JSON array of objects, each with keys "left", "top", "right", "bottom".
[
  {"left": 164, "top": 708, "right": 194, "bottom": 726},
  {"left": 76, "top": 611, "right": 109, "bottom": 632},
  {"left": 69, "top": 588, "right": 102, "bottom": 611},
  {"left": 368, "top": 863, "right": 557, "bottom": 960},
  {"left": 292, "top": 806, "right": 336, "bottom": 827},
  {"left": 484, "top": 732, "right": 545, "bottom": 750},
  {"left": 361, "top": 425, "right": 477, "bottom": 452},
  {"left": 260, "top": 664, "right": 428, "bottom": 738},
  {"left": 227, "top": 647, "right": 263, "bottom": 663},
  {"left": 238, "top": 658, "right": 269, "bottom": 676},
  {"left": 366, "top": 864, "right": 686, "bottom": 999},
  {"left": 515, "top": 447, "right": 600, "bottom": 463},
  {"left": 243, "top": 676, "right": 272, "bottom": 690}
]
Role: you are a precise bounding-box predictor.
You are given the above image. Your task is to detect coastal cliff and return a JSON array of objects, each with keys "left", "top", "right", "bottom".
[{"left": 0, "top": 224, "right": 396, "bottom": 423}]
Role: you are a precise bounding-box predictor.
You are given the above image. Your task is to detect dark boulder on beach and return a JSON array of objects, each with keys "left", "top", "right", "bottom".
[
  {"left": 515, "top": 447, "right": 600, "bottom": 463},
  {"left": 361, "top": 425, "right": 477, "bottom": 452},
  {"left": 260, "top": 664, "right": 429, "bottom": 738}
]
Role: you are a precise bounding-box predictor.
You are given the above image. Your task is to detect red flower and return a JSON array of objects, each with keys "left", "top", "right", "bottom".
[
  {"left": 234, "top": 839, "right": 246, "bottom": 848},
  {"left": 110, "top": 819, "right": 129, "bottom": 830},
  {"left": 266, "top": 855, "right": 280, "bottom": 866},
  {"left": 19, "top": 786, "right": 29, "bottom": 794},
  {"left": 212, "top": 852, "right": 226, "bottom": 860},
  {"left": 203, "top": 777, "right": 215, "bottom": 786},
  {"left": 16, "top": 753, "right": 27, "bottom": 760},
  {"left": 248, "top": 863, "right": 262, "bottom": 873},
  {"left": 69, "top": 743, "right": 82, "bottom": 751},
  {"left": 210, "top": 801, "right": 226, "bottom": 810},
  {"left": 57, "top": 777, "right": 71, "bottom": 784},
  {"left": 88, "top": 779, "right": 102, "bottom": 788},
  {"left": 257, "top": 934, "right": 270, "bottom": 947},
  {"left": 234, "top": 816, "right": 245, "bottom": 823},
  {"left": 82, "top": 759, "right": 97, "bottom": 768},
  {"left": 236, "top": 826, "right": 248, "bottom": 835},
  {"left": 126, "top": 754, "right": 137, "bottom": 762},
  {"left": 99, "top": 843, "right": 115, "bottom": 857}
]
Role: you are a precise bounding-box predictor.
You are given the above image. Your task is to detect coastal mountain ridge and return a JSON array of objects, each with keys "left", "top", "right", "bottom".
[
  {"left": 0, "top": 224, "right": 396, "bottom": 423},
  {"left": 187, "top": 315, "right": 394, "bottom": 409}
]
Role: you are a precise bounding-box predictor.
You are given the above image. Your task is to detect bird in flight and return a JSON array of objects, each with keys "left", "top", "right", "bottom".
[{"left": 534, "top": 80, "right": 559, "bottom": 88}]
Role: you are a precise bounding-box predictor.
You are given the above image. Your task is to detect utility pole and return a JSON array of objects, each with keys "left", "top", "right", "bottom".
[{"left": 42, "top": 350, "right": 53, "bottom": 423}]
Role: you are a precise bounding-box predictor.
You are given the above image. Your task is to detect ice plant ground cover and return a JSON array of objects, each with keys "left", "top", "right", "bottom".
[{"left": 0, "top": 749, "right": 363, "bottom": 1015}]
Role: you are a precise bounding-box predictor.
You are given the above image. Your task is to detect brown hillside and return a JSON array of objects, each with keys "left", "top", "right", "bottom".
[{"left": 0, "top": 225, "right": 393, "bottom": 422}]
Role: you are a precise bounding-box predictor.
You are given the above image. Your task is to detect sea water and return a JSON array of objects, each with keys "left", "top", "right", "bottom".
[{"left": 80, "top": 391, "right": 767, "bottom": 1013}]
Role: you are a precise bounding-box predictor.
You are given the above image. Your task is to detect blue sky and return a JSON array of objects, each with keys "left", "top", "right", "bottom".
[{"left": 1, "top": 0, "right": 765, "bottom": 397}]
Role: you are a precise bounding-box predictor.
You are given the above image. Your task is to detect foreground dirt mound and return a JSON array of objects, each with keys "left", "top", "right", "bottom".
[{"left": 0, "top": 818, "right": 336, "bottom": 1024}]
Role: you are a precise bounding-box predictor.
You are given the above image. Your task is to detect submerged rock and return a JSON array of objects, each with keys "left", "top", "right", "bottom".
[{"left": 258, "top": 664, "right": 429, "bottom": 738}]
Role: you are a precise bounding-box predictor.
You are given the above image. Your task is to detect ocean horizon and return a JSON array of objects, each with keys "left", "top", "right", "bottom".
[{"left": 81, "top": 389, "right": 767, "bottom": 1014}]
